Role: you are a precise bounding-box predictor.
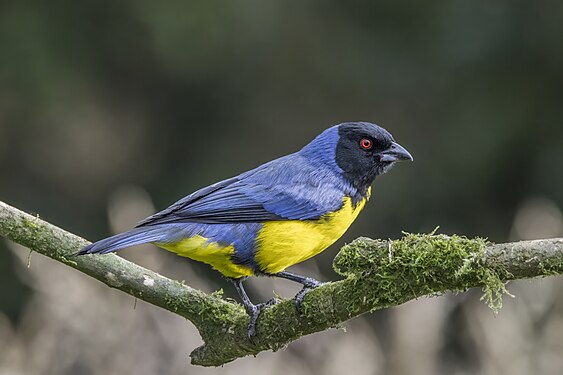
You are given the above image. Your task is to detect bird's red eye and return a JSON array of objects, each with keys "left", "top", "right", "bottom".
[{"left": 360, "top": 138, "right": 373, "bottom": 150}]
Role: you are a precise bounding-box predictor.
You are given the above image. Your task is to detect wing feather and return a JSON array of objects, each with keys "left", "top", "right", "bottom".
[{"left": 136, "top": 156, "right": 345, "bottom": 227}]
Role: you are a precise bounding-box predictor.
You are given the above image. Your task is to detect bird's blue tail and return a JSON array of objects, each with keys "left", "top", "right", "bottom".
[{"left": 78, "top": 225, "right": 172, "bottom": 255}]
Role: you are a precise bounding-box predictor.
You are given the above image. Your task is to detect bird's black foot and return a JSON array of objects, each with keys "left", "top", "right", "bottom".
[
  {"left": 271, "top": 271, "right": 324, "bottom": 312},
  {"left": 245, "top": 298, "right": 278, "bottom": 339},
  {"left": 294, "top": 280, "right": 324, "bottom": 312},
  {"left": 230, "top": 277, "right": 279, "bottom": 340}
]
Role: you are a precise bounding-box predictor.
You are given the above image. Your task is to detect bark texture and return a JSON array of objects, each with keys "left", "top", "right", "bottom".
[{"left": 1, "top": 200, "right": 562, "bottom": 366}]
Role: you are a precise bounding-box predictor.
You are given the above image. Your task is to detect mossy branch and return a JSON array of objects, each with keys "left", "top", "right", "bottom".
[{"left": 1, "top": 200, "right": 563, "bottom": 366}]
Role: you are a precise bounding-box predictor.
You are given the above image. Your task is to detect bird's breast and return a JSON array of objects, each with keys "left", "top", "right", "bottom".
[{"left": 254, "top": 189, "right": 370, "bottom": 274}]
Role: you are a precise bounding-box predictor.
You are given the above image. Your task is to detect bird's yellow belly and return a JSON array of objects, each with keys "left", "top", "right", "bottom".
[
  {"left": 155, "top": 236, "right": 254, "bottom": 278},
  {"left": 255, "top": 195, "right": 368, "bottom": 274}
]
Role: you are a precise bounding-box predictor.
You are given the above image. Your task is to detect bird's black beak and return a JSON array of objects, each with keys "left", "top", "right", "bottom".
[{"left": 379, "top": 142, "right": 413, "bottom": 163}]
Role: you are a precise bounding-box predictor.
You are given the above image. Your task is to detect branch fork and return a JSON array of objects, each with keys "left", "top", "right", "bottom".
[{"left": 1, "top": 200, "right": 562, "bottom": 366}]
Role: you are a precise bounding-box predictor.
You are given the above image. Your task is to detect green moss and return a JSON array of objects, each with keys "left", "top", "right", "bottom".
[
  {"left": 22, "top": 218, "right": 39, "bottom": 230},
  {"left": 537, "top": 261, "right": 563, "bottom": 276},
  {"left": 333, "top": 231, "right": 508, "bottom": 312},
  {"left": 60, "top": 256, "right": 78, "bottom": 266}
]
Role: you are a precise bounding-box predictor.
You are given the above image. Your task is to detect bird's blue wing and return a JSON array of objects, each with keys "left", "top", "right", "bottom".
[
  {"left": 136, "top": 179, "right": 342, "bottom": 226},
  {"left": 136, "top": 157, "right": 345, "bottom": 227},
  {"left": 134, "top": 176, "right": 264, "bottom": 226}
]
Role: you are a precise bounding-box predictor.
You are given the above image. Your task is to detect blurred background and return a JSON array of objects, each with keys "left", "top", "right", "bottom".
[{"left": 1, "top": 1, "right": 563, "bottom": 374}]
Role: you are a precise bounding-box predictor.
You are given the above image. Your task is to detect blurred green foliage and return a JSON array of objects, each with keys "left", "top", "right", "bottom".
[{"left": 1, "top": 1, "right": 562, "bottom": 373}]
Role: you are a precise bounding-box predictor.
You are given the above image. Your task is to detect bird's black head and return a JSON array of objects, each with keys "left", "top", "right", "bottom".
[{"left": 335, "top": 122, "right": 413, "bottom": 194}]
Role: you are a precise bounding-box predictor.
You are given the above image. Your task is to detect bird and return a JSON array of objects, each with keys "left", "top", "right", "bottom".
[{"left": 78, "top": 121, "right": 413, "bottom": 338}]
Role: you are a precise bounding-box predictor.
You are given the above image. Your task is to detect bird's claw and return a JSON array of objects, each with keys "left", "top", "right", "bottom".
[
  {"left": 295, "top": 281, "right": 324, "bottom": 312},
  {"left": 246, "top": 298, "right": 279, "bottom": 340}
]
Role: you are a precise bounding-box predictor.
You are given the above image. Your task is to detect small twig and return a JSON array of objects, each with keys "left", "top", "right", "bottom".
[{"left": 27, "top": 249, "right": 33, "bottom": 268}]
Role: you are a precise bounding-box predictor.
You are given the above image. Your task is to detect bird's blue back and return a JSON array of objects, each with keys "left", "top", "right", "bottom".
[{"left": 80, "top": 126, "right": 363, "bottom": 275}]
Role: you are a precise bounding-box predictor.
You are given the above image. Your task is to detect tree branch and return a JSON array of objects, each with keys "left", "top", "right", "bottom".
[{"left": 1, "top": 200, "right": 563, "bottom": 366}]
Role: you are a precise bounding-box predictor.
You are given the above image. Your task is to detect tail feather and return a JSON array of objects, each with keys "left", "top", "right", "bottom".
[{"left": 78, "top": 226, "right": 172, "bottom": 255}]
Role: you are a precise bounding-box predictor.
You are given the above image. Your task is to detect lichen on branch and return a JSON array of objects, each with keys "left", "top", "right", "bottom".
[
  {"left": 333, "top": 232, "right": 508, "bottom": 312},
  {"left": 1, "top": 200, "right": 563, "bottom": 367}
]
